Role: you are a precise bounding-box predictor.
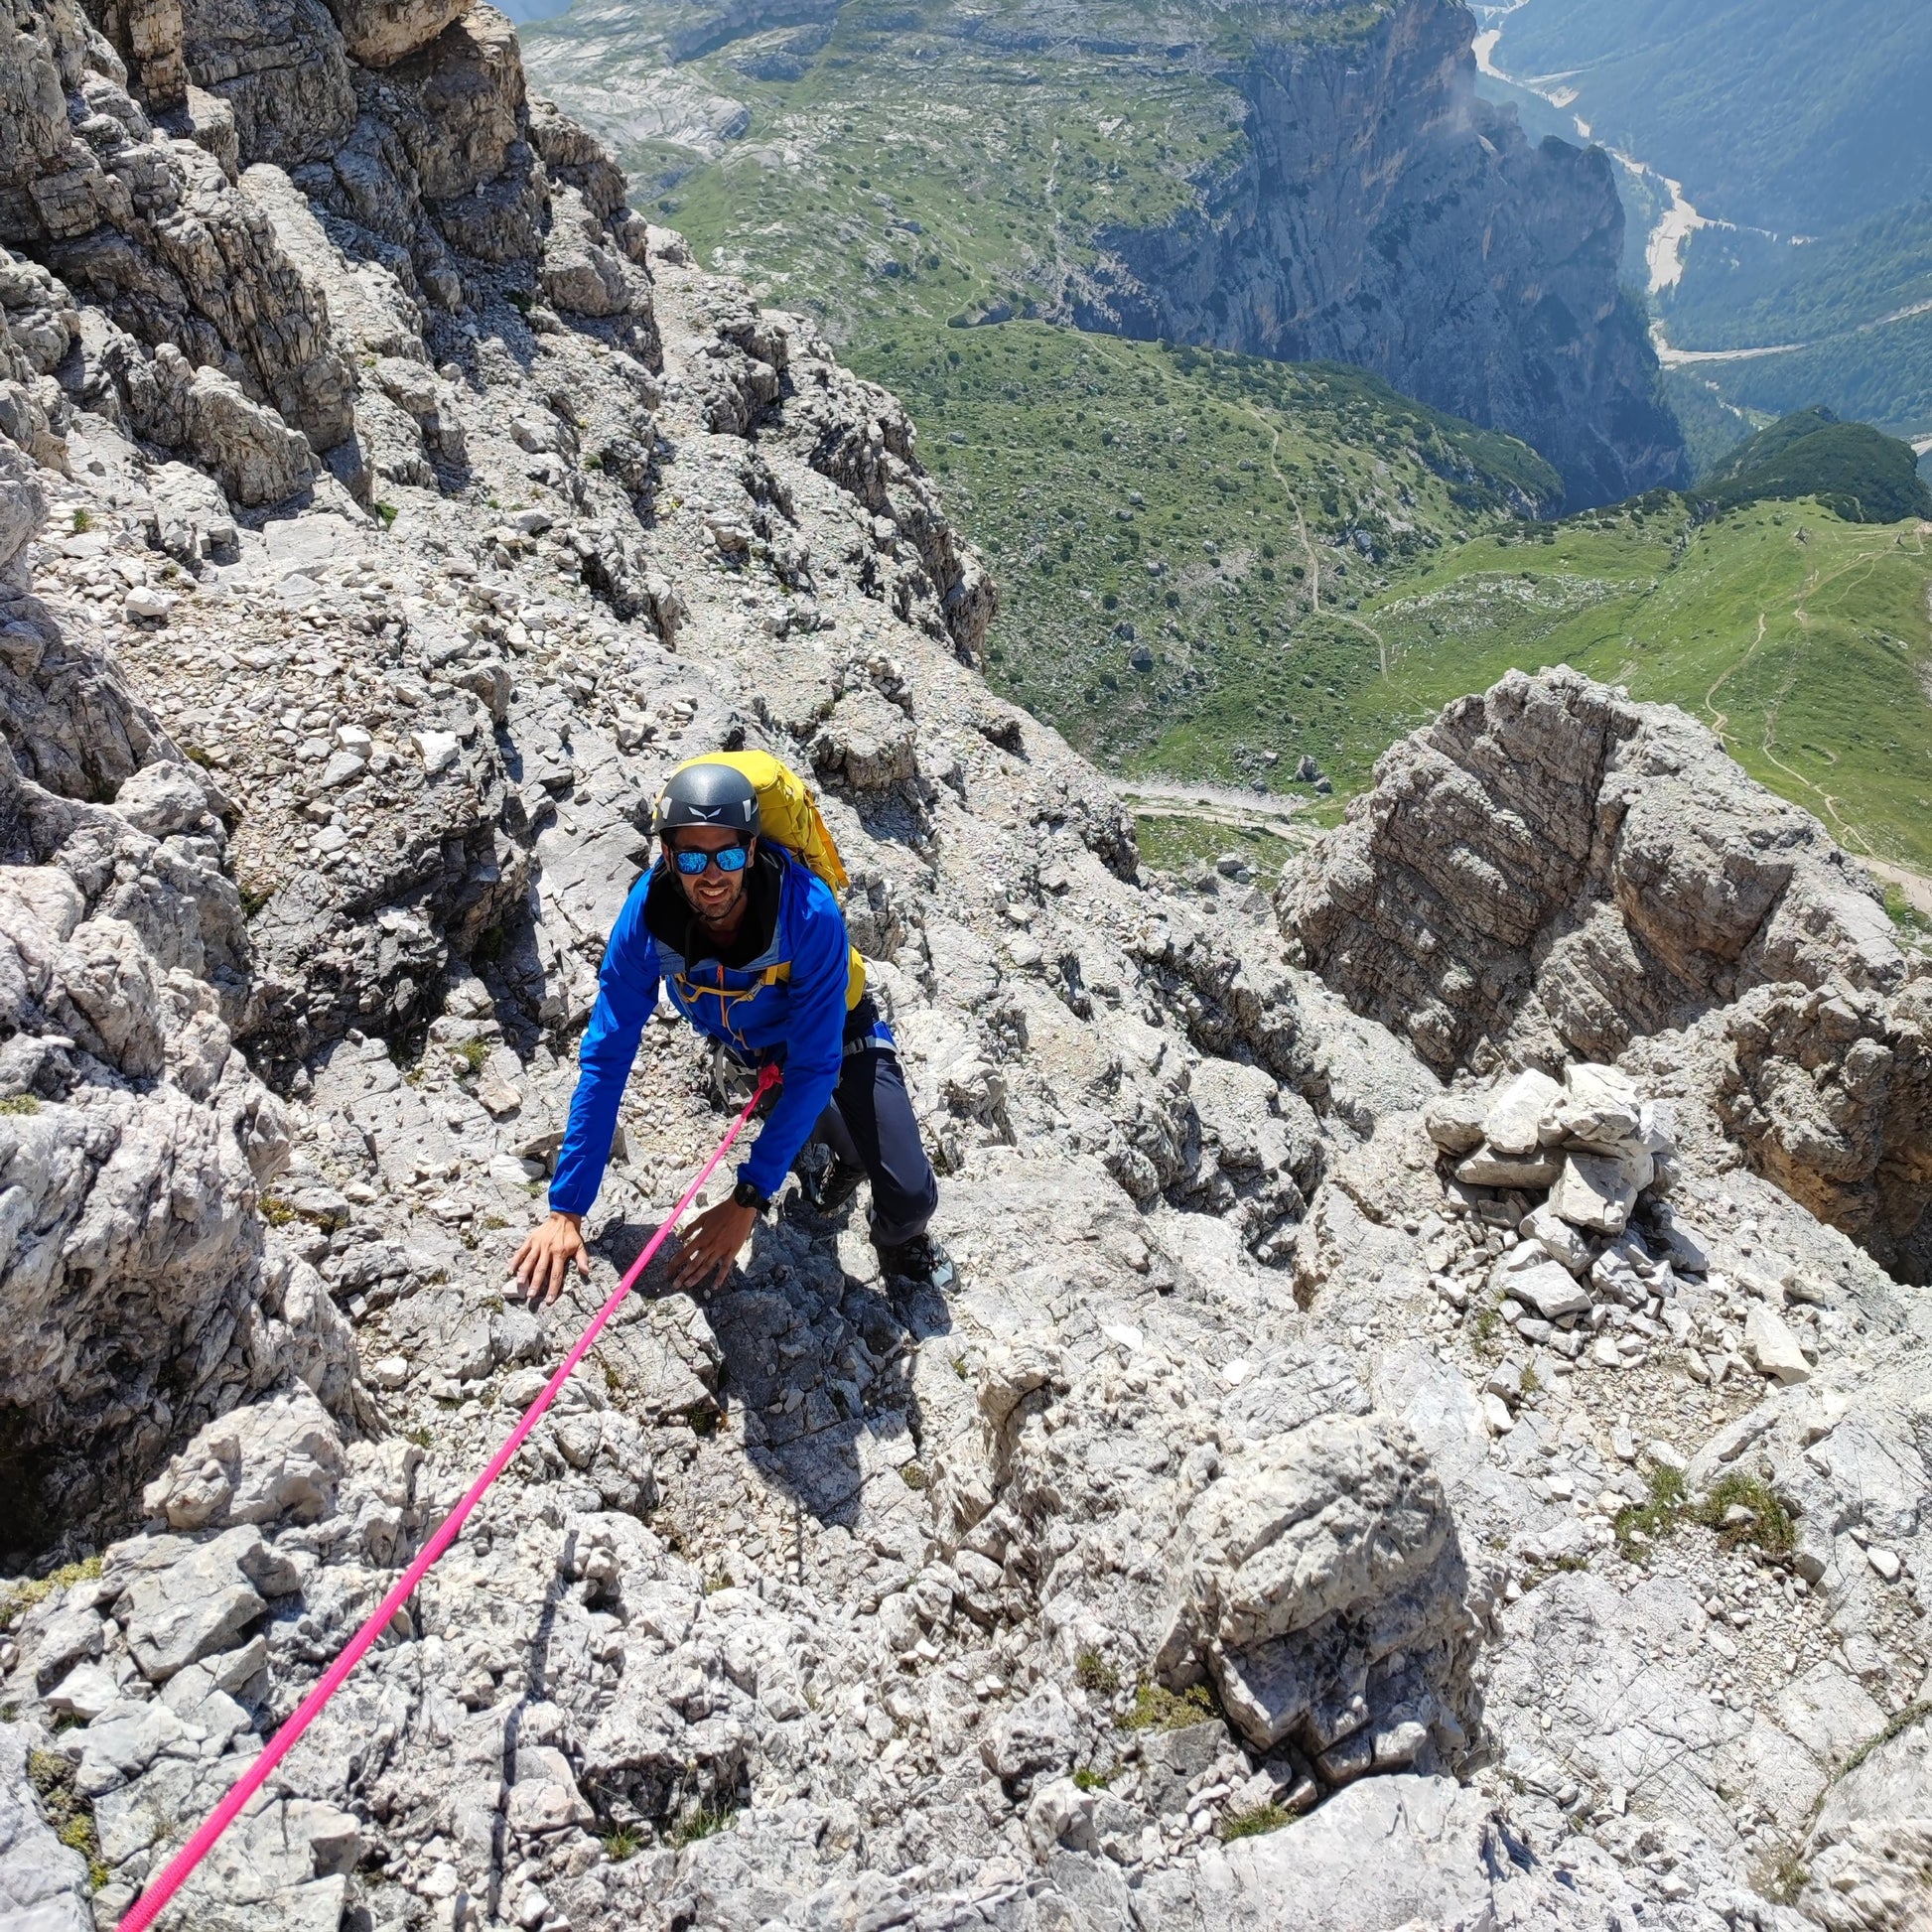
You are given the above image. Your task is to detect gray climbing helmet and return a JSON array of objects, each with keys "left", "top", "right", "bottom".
[{"left": 653, "top": 759, "right": 761, "bottom": 838}]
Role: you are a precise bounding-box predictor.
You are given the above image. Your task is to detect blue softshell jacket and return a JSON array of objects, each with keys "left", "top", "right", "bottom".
[{"left": 549, "top": 847, "right": 859, "bottom": 1214}]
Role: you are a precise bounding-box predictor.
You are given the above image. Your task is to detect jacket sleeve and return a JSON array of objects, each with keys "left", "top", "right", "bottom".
[
  {"left": 549, "top": 885, "right": 660, "bottom": 1216},
  {"left": 740, "top": 885, "right": 848, "bottom": 1200}
]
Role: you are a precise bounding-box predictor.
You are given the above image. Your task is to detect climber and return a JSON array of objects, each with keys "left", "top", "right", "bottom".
[{"left": 512, "top": 757, "right": 947, "bottom": 1306}]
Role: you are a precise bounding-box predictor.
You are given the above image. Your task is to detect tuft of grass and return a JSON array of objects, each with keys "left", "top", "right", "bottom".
[
  {"left": 1118, "top": 1680, "right": 1217, "bottom": 1733},
  {"left": 599, "top": 1825, "right": 643, "bottom": 1862},
  {"left": 1221, "top": 1802, "right": 1291, "bottom": 1842},
  {"left": 27, "top": 1749, "right": 106, "bottom": 1889},
  {"left": 454, "top": 1038, "right": 490, "bottom": 1077},
  {"left": 258, "top": 1193, "right": 295, "bottom": 1227},
  {"left": 669, "top": 1799, "right": 737, "bottom": 1847},
  {"left": 1, "top": 1556, "right": 101, "bottom": 1632},
  {"left": 1075, "top": 1651, "right": 1121, "bottom": 1696},
  {"left": 1072, "top": 1764, "right": 1119, "bottom": 1792},
  {"left": 1763, "top": 1852, "right": 1811, "bottom": 1905},
  {"left": 704, "top": 1570, "right": 734, "bottom": 1595},
  {"left": 1834, "top": 1700, "right": 1932, "bottom": 1786},
  {"left": 374, "top": 501, "right": 399, "bottom": 529},
  {"left": 1697, "top": 1472, "right": 1795, "bottom": 1557},
  {"left": 1615, "top": 1463, "right": 1690, "bottom": 1562},
  {"left": 0, "top": 1094, "right": 42, "bottom": 1116},
  {"left": 70, "top": 508, "right": 93, "bottom": 533}
]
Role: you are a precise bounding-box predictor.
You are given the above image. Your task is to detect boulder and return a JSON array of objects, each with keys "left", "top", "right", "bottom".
[
  {"left": 1496, "top": 1256, "right": 1591, "bottom": 1322},
  {"left": 141, "top": 1390, "right": 347, "bottom": 1531},
  {"left": 1743, "top": 1302, "right": 1811, "bottom": 1384},
  {"left": 1550, "top": 1150, "right": 1637, "bottom": 1235},
  {"left": 111, "top": 761, "right": 215, "bottom": 839},
  {"left": 980, "top": 1683, "right": 1081, "bottom": 1782},
  {"left": 1480, "top": 1068, "right": 1563, "bottom": 1155},
  {"left": 321, "top": 0, "right": 474, "bottom": 68},
  {"left": 1422, "top": 1090, "right": 1485, "bottom": 1156},
  {"left": 1453, "top": 1147, "right": 1561, "bottom": 1189},
  {"left": 111, "top": 1527, "right": 275, "bottom": 1683},
  {"left": 812, "top": 687, "right": 917, "bottom": 790},
  {"left": 1156, "top": 1414, "right": 1464, "bottom": 1749}
]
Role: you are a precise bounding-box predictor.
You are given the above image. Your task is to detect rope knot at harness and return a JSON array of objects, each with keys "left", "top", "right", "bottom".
[{"left": 116, "top": 1061, "right": 781, "bottom": 1932}]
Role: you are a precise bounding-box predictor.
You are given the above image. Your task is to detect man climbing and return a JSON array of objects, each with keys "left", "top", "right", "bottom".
[{"left": 513, "top": 756, "right": 947, "bottom": 1306}]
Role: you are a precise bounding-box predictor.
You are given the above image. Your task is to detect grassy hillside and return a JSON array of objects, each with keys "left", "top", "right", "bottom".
[
  {"left": 1697, "top": 409, "right": 1932, "bottom": 523},
  {"left": 850, "top": 323, "right": 1932, "bottom": 880},
  {"left": 1328, "top": 500, "right": 1932, "bottom": 873},
  {"left": 524, "top": 0, "right": 1254, "bottom": 343},
  {"left": 848, "top": 321, "right": 1560, "bottom": 775}
]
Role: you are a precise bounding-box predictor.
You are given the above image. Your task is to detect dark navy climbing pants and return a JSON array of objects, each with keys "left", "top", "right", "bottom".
[{"left": 813, "top": 998, "right": 939, "bottom": 1248}]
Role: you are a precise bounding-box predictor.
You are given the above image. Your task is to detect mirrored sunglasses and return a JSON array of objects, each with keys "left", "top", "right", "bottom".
[{"left": 670, "top": 841, "right": 751, "bottom": 877}]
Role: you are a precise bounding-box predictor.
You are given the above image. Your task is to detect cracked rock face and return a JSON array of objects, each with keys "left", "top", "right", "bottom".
[
  {"left": 1285, "top": 663, "right": 1932, "bottom": 1280},
  {"left": 1, "top": 3, "right": 1931, "bottom": 1929}
]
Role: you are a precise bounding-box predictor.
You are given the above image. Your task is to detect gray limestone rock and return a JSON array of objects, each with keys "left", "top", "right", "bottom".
[
  {"left": 141, "top": 1390, "right": 346, "bottom": 1530},
  {"left": 0, "top": 1723, "right": 90, "bottom": 1931},
  {"left": 1, "top": 13, "right": 1922, "bottom": 1927},
  {"left": 1550, "top": 1149, "right": 1638, "bottom": 1234},
  {"left": 1480, "top": 1067, "right": 1563, "bottom": 1156}
]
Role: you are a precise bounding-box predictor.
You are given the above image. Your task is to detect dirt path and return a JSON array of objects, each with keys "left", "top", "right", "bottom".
[
  {"left": 1117, "top": 778, "right": 1311, "bottom": 840},
  {"left": 1248, "top": 413, "right": 1321, "bottom": 613},
  {"left": 1865, "top": 858, "right": 1932, "bottom": 919},
  {"left": 1703, "top": 611, "right": 1764, "bottom": 744}
]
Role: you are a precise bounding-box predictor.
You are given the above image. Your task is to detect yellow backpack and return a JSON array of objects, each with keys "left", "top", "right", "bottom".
[{"left": 664, "top": 750, "right": 850, "bottom": 893}]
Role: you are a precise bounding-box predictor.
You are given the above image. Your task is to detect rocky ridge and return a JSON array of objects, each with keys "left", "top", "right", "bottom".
[
  {"left": 1284, "top": 665, "right": 1932, "bottom": 1284},
  {"left": 0, "top": 2, "right": 1929, "bottom": 1930}
]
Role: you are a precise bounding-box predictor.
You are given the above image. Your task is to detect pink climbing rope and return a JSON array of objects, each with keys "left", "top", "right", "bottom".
[{"left": 117, "top": 1062, "right": 782, "bottom": 1932}]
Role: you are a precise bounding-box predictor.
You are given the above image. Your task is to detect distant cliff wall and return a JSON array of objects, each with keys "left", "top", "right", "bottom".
[{"left": 1069, "top": 0, "right": 1686, "bottom": 508}]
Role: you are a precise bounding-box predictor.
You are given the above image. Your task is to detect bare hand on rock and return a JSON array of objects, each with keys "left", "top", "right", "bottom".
[{"left": 512, "top": 1211, "right": 589, "bottom": 1308}]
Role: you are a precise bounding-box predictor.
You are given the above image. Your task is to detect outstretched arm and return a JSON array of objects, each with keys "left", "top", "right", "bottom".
[{"left": 517, "top": 887, "right": 659, "bottom": 1305}]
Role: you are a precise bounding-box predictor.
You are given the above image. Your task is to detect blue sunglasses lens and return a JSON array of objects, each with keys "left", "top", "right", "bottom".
[{"left": 673, "top": 844, "right": 749, "bottom": 876}]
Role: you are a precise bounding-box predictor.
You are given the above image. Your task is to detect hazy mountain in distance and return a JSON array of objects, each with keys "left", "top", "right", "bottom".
[
  {"left": 1487, "top": 0, "right": 1932, "bottom": 453},
  {"left": 1489, "top": 0, "right": 1931, "bottom": 235}
]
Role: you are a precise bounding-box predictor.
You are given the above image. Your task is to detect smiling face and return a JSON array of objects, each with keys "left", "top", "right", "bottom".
[{"left": 667, "top": 825, "right": 757, "bottom": 926}]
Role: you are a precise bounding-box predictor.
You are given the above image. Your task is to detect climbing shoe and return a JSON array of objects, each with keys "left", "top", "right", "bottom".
[
  {"left": 876, "top": 1235, "right": 956, "bottom": 1293},
  {"left": 808, "top": 1155, "right": 868, "bottom": 1215}
]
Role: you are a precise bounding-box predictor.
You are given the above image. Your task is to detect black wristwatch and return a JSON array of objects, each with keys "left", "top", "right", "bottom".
[{"left": 733, "top": 1178, "right": 770, "bottom": 1213}]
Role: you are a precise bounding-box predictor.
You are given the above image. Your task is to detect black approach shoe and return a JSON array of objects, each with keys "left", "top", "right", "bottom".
[
  {"left": 875, "top": 1235, "right": 956, "bottom": 1293},
  {"left": 808, "top": 1156, "right": 868, "bottom": 1215}
]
